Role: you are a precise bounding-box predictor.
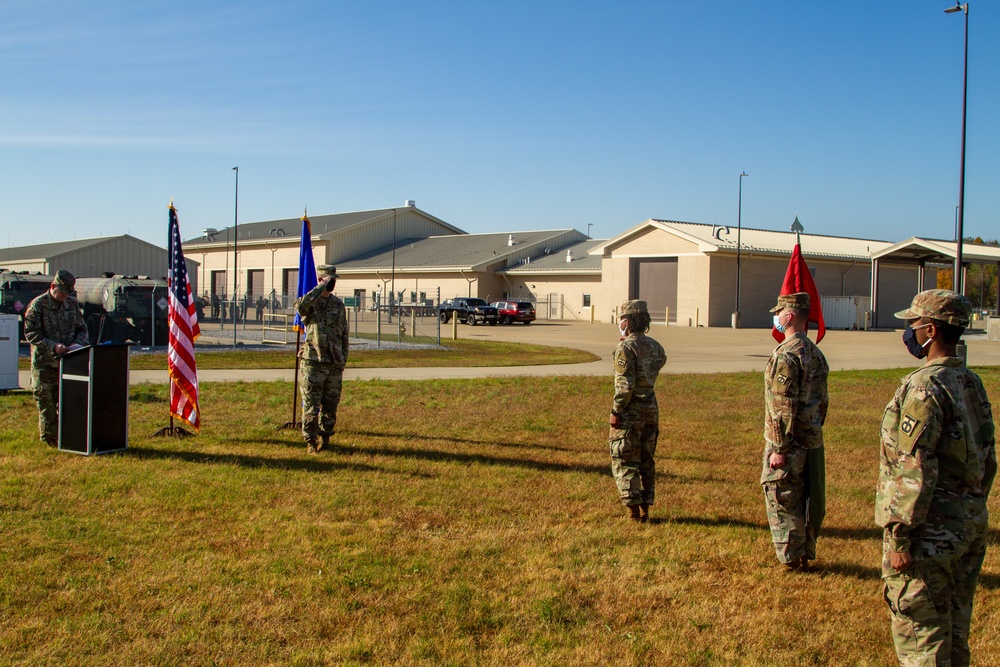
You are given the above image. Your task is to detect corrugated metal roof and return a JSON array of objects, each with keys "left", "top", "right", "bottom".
[
  {"left": 0, "top": 236, "right": 115, "bottom": 262},
  {"left": 590, "top": 219, "right": 893, "bottom": 260},
  {"left": 184, "top": 206, "right": 464, "bottom": 245},
  {"left": 502, "top": 239, "right": 605, "bottom": 274},
  {"left": 336, "top": 230, "right": 586, "bottom": 272},
  {"left": 873, "top": 237, "right": 1000, "bottom": 263}
]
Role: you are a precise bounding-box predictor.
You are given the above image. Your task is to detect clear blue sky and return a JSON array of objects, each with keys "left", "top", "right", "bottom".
[{"left": 1, "top": 1, "right": 997, "bottom": 250}]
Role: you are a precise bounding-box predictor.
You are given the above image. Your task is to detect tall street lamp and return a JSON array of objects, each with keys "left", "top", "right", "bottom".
[
  {"left": 232, "top": 166, "right": 239, "bottom": 347},
  {"left": 734, "top": 171, "right": 748, "bottom": 328},
  {"left": 945, "top": 2, "right": 969, "bottom": 294}
]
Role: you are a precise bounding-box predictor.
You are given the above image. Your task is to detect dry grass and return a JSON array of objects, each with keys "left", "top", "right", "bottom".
[{"left": 1, "top": 368, "right": 999, "bottom": 665}]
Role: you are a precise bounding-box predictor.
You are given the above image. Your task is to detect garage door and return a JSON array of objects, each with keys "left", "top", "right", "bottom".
[{"left": 631, "top": 258, "right": 677, "bottom": 323}]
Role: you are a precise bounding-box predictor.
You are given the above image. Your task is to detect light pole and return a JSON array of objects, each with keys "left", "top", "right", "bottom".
[
  {"left": 945, "top": 2, "right": 969, "bottom": 294},
  {"left": 734, "top": 171, "right": 748, "bottom": 327},
  {"left": 232, "top": 166, "right": 239, "bottom": 347}
]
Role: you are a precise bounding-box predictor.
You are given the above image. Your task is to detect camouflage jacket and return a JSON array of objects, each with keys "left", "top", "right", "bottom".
[
  {"left": 763, "top": 332, "right": 829, "bottom": 454},
  {"left": 23, "top": 291, "right": 90, "bottom": 370},
  {"left": 294, "top": 283, "right": 349, "bottom": 367},
  {"left": 612, "top": 333, "right": 666, "bottom": 416},
  {"left": 876, "top": 357, "right": 996, "bottom": 554}
]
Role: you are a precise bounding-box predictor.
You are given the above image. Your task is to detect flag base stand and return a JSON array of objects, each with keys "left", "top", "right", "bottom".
[
  {"left": 277, "top": 421, "right": 302, "bottom": 431},
  {"left": 152, "top": 425, "right": 195, "bottom": 439}
]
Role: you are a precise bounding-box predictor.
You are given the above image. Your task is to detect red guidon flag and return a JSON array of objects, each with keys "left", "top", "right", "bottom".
[
  {"left": 772, "top": 243, "right": 826, "bottom": 343},
  {"left": 167, "top": 202, "right": 201, "bottom": 430}
]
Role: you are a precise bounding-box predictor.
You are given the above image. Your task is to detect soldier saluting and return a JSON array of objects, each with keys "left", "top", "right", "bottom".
[
  {"left": 878, "top": 289, "right": 995, "bottom": 666},
  {"left": 294, "top": 265, "right": 349, "bottom": 455}
]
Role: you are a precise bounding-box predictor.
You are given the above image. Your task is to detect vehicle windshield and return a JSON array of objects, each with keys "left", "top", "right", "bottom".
[
  {"left": 517, "top": 302, "right": 533, "bottom": 309},
  {"left": 466, "top": 298, "right": 488, "bottom": 306}
]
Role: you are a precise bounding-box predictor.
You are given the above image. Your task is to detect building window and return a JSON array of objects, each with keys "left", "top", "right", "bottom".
[{"left": 582, "top": 294, "right": 591, "bottom": 307}]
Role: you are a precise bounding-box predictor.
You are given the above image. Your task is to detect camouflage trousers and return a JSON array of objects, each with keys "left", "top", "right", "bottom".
[
  {"left": 760, "top": 446, "right": 826, "bottom": 564},
  {"left": 609, "top": 402, "right": 659, "bottom": 506},
  {"left": 299, "top": 359, "right": 344, "bottom": 444},
  {"left": 882, "top": 530, "right": 988, "bottom": 667},
  {"left": 31, "top": 365, "right": 60, "bottom": 445}
]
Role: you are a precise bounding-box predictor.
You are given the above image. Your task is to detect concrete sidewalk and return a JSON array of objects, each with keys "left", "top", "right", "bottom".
[{"left": 16, "top": 321, "right": 1000, "bottom": 386}]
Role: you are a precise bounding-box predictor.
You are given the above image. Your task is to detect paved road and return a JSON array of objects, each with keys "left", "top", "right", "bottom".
[{"left": 16, "top": 321, "right": 1000, "bottom": 386}]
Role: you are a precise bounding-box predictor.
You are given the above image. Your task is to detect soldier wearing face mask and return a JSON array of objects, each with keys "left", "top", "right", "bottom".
[
  {"left": 761, "top": 292, "right": 829, "bottom": 571},
  {"left": 608, "top": 300, "right": 667, "bottom": 522},
  {"left": 877, "top": 289, "right": 995, "bottom": 666}
]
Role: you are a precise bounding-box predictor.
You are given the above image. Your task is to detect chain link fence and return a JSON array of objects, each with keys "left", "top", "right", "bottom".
[{"left": 176, "top": 287, "right": 445, "bottom": 348}]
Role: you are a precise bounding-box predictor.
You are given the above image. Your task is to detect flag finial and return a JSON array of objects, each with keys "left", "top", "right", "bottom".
[{"left": 303, "top": 207, "right": 308, "bottom": 219}]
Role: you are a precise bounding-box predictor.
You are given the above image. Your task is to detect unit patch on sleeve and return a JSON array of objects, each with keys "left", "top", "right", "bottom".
[
  {"left": 900, "top": 414, "right": 921, "bottom": 436},
  {"left": 776, "top": 374, "right": 789, "bottom": 385}
]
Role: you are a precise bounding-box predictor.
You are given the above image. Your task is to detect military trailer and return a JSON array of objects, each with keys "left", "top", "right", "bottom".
[
  {"left": 74, "top": 274, "right": 169, "bottom": 346},
  {"left": 0, "top": 270, "right": 53, "bottom": 341}
]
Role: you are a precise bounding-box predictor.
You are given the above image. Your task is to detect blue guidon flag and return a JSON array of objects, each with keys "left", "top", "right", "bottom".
[
  {"left": 167, "top": 202, "right": 201, "bottom": 431},
  {"left": 292, "top": 210, "right": 317, "bottom": 334}
]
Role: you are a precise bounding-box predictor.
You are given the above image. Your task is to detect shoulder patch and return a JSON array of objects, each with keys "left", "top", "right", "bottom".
[
  {"left": 616, "top": 358, "right": 626, "bottom": 367},
  {"left": 900, "top": 414, "right": 921, "bottom": 436},
  {"left": 776, "top": 374, "right": 788, "bottom": 385}
]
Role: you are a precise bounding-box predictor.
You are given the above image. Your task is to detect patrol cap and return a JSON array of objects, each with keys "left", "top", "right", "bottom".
[
  {"left": 53, "top": 269, "right": 76, "bottom": 294},
  {"left": 894, "top": 289, "right": 971, "bottom": 326},
  {"left": 770, "top": 292, "right": 810, "bottom": 313},
  {"left": 317, "top": 265, "right": 340, "bottom": 278},
  {"left": 620, "top": 300, "right": 648, "bottom": 315}
]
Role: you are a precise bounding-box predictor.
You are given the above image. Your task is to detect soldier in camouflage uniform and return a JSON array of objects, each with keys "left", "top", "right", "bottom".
[
  {"left": 295, "top": 265, "right": 350, "bottom": 455},
  {"left": 877, "top": 289, "right": 995, "bottom": 667},
  {"left": 761, "top": 292, "right": 829, "bottom": 570},
  {"left": 22, "top": 269, "right": 90, "bottom": 446},
  {"left": 609, "top": 300, "right": 667, "bottom": 522}
]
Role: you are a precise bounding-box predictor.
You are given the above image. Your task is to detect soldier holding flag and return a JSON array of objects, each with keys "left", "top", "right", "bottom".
[{"left": 294, "top": 265, "right": 349, "bottom": 454}]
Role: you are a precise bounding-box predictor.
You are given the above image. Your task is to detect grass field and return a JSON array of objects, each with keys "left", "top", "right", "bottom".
[
  {"left": 2, "top": 368, "right": 999, "bottom": 665},
  {"left": 17, "top": 339, "right": 598, "bottom": 371}
]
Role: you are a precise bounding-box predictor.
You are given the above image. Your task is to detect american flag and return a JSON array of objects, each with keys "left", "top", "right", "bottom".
[{"left": 167, "top": 203, "right": 201, "bottom": 431}]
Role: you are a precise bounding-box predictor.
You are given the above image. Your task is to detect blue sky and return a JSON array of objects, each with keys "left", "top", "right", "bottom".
[{"left": 1, "top": 1, "right": 997, "bottom": 250}]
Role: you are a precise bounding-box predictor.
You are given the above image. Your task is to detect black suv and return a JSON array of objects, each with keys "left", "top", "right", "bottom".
[{"left": 439, "top": 297, "right": 499, "bottom": 326}]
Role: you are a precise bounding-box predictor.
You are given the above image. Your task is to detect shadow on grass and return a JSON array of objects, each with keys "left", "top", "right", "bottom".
[
  {"left": 817, "top": 561, "right": 881, "bottom": 581},
  {"left": 349, "top": 429, "right": 577, "bottom": 453},
  {"left": 125, "top": 444, "right": 424, "bottom": 476},
  {"left": 667, "top": 515, "right": 766, "bottom": 531}
]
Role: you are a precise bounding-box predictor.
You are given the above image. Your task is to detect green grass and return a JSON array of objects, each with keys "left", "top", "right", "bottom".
[
  {"left": 1, "top": 368, "right": 999, "bottom": 665},
  {"left": 17, "top": 339, "right": 597, "bottom": 371}
]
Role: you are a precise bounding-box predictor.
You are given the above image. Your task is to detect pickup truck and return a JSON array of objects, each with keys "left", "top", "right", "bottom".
[{"left": 438, "top": 297, "right": 499, "bottom": 326}]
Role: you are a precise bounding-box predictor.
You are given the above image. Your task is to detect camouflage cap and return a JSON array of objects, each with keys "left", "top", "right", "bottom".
[
  {"left": 317, "top": 265, "right": 340, "bottom": 278},
  {"left": 620, "top": 300, "right": 647, "bottom": 315},
  {"left": 53, "top": 269, "right": 76, "bottom": 294},
  {"left": 770, "top": 292, "right": 810, "bottom": 313},
  {"left": 894, "top": 289, "right": 971, "bottom": 326}
]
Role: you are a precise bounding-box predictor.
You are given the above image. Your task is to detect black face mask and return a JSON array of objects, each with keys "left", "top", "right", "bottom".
[{"left": 902, "top": 325, "right": 931, "bottom": 359}]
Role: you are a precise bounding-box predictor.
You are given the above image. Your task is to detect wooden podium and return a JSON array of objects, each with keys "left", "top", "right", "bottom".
[{"left": 58, "top": 344, "right": 130, "bottom": 455}]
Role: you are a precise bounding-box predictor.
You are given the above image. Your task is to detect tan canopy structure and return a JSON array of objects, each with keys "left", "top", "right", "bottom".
[{"left": 870, "top": 237, "right": 1000, "bottom": 328}]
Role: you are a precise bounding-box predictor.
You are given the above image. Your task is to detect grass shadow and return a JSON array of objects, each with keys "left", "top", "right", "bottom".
[
  {"left": 668, "top": 515, "right": 767, "bottom": 531},
  {"left": 349, "top": 429, "right": 577, "bottom": 453},
  {"left": 126, "top": 444, "right": 404, "bottom": 475},
  {"left": 817, "top": 561, "right": 882, "bottom": 581}
]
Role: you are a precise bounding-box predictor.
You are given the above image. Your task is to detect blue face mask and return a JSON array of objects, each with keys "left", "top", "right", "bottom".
[
  {"left": 902, "top": 323, "right": 933, "bottom": 359},
  {"left": 773, "top": 313, "right": 788, "bottom": 333}
]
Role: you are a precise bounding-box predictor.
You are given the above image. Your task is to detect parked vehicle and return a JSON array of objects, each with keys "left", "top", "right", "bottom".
[
  {"left": 438, "top": 297, "right": 498, "bottom": 326},
  {"left": 0, "top": 270, "right": 53, "bottom": 341},
  {"left": 491, "top": 301, "right": 536, "bottom": 325},
  {"left": 75, "top": 274, "right": 169, "bottom": 345}
]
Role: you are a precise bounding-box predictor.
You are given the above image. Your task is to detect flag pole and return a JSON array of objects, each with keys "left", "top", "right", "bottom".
[{"left": 278, "top": 331, "right": 303, "bottom": 431}]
